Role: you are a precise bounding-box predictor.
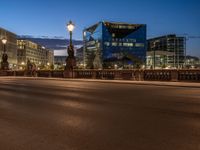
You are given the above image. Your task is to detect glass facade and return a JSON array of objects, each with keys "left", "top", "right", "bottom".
[
  {"left": 147, "top": 35, "right": 186, "bottom": 69},
  {"left": 83, "top": 21, "right": 147, "bottom": 69}
]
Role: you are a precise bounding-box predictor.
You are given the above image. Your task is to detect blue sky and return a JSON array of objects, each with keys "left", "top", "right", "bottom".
[{"left": 0, "top": 0, "right": 200, "bottom": 56}]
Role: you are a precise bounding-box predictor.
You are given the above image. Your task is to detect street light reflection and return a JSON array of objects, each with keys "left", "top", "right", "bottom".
[
  {"left": 60, "top": 114, "right": 86, "bottom": 129},
  {"left": 61, "top": 100, "right": 89, "bottom": 110}
]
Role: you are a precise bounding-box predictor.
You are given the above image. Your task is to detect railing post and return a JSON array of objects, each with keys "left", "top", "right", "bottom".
[
  {"left": 139, "top": 70, "right": 144, "bottom": 81},
  {"left": 131, "top": 70, "right": 136, "bottom": 81},
  {"left": 49, "top": 71, "right": 52, "bottom": 78},
  {"left": 171, "top": 70, "right": 179, "bottom": 82},
  {"left": 92, "top": 70, "right": 97, "bottom": 79},
  {"left": 13, "top": 71, "right": 16, "bottom": 76},
  {"left": 114, "top": 70, "right": 121, "bottom": 80}
]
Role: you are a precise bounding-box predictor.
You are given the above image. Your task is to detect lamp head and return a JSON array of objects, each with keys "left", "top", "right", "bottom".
[
  {"left": 67, "top": 20, "right": 75, "bottom": 32},
  {"left": 2, "top": 38, "right": 7, "bottom": 44}
]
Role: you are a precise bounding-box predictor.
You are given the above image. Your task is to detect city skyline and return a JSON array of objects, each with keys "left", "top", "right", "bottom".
[{"left": 0, "top": 0, "right": 200, "bottom": 56}]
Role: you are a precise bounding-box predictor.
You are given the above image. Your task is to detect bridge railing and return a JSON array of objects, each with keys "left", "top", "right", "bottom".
[{"left": 0, "top": 69, "right": 200, "bottom": 82}]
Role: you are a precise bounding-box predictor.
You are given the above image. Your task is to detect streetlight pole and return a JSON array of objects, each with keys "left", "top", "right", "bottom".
[
  {"left": 1, "top": 38, "right": 9, "bottom": 70},
  {"left": 153, "top": 48, "right": 156, "bottom": 70},
  {"left": 69, "top": 30, "right": 72, "bottom": 46},
  {"left": 64, "top": 20, "right": 76, "bottom": 78}
]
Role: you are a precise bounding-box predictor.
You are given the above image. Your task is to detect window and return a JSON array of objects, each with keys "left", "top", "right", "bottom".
[
  {"left": 104, "top": 42, "right": 110, "bottom": 46},
  {"left": 112, "top": 42, "right": 118, "bottom": 46},
  {"left": 123, "top": 43, "right": 134, "bottom": 47},
  {"left": 135, "top": 43, "right": 144, "bottom": 47}
]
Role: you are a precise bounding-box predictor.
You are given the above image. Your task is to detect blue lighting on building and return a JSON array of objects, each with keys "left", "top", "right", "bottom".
[{"left": 83, "top": 21, "right": 147, "bottom": 69}]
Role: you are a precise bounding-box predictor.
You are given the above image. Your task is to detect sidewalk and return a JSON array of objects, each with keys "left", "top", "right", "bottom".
[{"left": 1, "top": 76, "right": 200, "bottom": 88}]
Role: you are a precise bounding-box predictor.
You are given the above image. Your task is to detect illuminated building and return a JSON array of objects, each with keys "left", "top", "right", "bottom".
[
  {"left": 83, "top": 21, "right": 147, "bottom": 69},
  {"left": 147, "top": 35, "right": 186, "bottom": 69},
  {"left": 17, "top": 40, "right": 54, "bottom": 69}
]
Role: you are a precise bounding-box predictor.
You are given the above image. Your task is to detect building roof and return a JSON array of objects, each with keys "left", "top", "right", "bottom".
[
  {"left": 84, "top": 21, "right": 145, "bottom": 32},
  {"left": 0, "top": 27, "right": 16, "bottom": 36},
  {"left": 148, "top": 34, "right": 185, "bottom": 41},
  {"left": 84, "top": 21, "right": 146, "bottom": 39}
]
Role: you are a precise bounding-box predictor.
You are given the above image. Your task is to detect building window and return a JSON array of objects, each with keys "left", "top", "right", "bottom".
[
  {"left": 112, "top": 42, "right": 118, "bottom": 46},
  {"left": 104, "top": 42, "right": 110, "bottom": 46},
  {"left": 135, "top": 43, "right": 144, "bottom": 47}
]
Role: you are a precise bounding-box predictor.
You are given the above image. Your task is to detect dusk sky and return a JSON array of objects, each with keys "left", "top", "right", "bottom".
[{"left": 0, "top": 0, "right": 200, "bottom": 56}]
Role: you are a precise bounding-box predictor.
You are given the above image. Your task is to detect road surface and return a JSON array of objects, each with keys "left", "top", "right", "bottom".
[{"left": 0, "top": 78, "right": 200, "bottom": 150}]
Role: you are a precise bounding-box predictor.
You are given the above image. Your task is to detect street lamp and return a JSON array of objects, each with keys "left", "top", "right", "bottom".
[
  {"left": 2, "top": 38, "right": 7, "bottom": 45},
  {"left": 67, "top": 20, "right": 75, "bottom": 46},
  {"left": 1, "top": 37, "right": 9, "bottom": 70},
  {"left": 65, "top": 20, "right": 76, "bottom": 75}
]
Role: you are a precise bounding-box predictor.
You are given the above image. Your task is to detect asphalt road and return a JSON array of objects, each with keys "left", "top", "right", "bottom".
[{"left": 0, "top": 78, "right": 200, "bottom": 150}]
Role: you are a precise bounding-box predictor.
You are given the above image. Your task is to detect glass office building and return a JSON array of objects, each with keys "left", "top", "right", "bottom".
[
  {"left": 147, "top": 35, "right": 186, "bottom": 69},
  {"left": 83, "top": 21, "right": 147, "bottom": 69}
]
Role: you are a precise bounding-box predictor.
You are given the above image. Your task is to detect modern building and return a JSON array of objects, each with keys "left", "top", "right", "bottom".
[
  {"left": 0, "top": 27, "right": 17, "bottom": 69},
  {"left": 83, "top": 21, "right": 147, "bottom": 69},
  {"left": 17, "top": 40, "right": 54, "bottom": 70},
  {"left": 147, "top": 34, "right": 186, "bottom": 69},
  {"left": 76, "top": 46, "right": 84, "bottom": 68},
  {"left": 185, "top": 55, "right": 200, "bottom": 68}
]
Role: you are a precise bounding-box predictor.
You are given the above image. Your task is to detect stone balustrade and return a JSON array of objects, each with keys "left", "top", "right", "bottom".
[{"left": 0, "top": 69, "right": 200, "bottom": 82}]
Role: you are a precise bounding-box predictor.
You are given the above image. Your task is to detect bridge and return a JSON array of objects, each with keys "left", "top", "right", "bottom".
[{"left": 1, "top": 69, "right": 200, "bottom": 82}]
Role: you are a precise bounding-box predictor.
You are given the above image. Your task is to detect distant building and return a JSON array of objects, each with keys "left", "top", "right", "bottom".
[
  {"left": 53, "top": 49, "right": 66, "bottom": 70},
  {"left": 17, "top": 40, "right": 54, "bottom": 69},
  {"left": 185, "top": 55, "right": 200, "bottom": 68},
  {"left": 54, "top": 56, "right": 66, "bottom": 70},
  {"left": 47, "top": 50, "right": 54, "bottom": 68},
  {"left": 0, "top": 27, "right": 17, "bottom": 69},
  {"left": 147, "top": 34, "right": 186, "bottom": 69},
  {"left": 76, "top": 47, "right": 84, "bottom": 68},
  {"left": 83, "top": 21, "right": 147, "bottom": 69},
  {"left": 54, "top": 46, "right": 84, "bottom": 69}
]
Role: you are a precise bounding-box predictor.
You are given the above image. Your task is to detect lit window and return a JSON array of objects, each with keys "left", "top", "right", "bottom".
[
  {"left": 104, "top": 42, "right": 110, "bottom": 46},
  {"left": 123, "top": 43, "right": 134, "bottom": 47},
  {"left": 118, "top": 43, "right": 122, "bottom": 46},
  {"left": 135, "top": 43, "right": 144, "bottom": 47},
  {"left": 112, "top": 42, "right": 118, "bottom": 46}
]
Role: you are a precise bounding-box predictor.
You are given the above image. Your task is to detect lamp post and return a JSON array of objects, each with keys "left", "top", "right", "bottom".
[
  {"left": 64, "top": 21, "right": 76, "bottom": 77},
  {"left": 1, "top": 38, "right": 9, "bottom": 70},
  {"left": 67, "top": 20, "right": 75, "bottom": 46}
]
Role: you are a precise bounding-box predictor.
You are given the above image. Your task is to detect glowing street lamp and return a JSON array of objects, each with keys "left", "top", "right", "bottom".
[
  {"left": 1, "top": 37, "right": 9, "bottom": 70},
  {"left": 21, "top": 62, "right": 25, "bottom": 65},
  {"left": 67, "top": 21, "right": 75, "bottom": 32},
  {"left": 2, "top": 38, "right": 7, "bottom": 45},
  {"left": 65, "top": 20, "right": 76, "bottom": 74},
  {"left": 2, "top": 38, "right": 7, "bottom": 54},
  {"left": 66, "top": 20, "right": 75, "bottom": 46}
]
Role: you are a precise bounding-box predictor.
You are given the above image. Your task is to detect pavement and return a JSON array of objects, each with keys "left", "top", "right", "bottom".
[
  {"left": 0, "top": 77, "right": 200, "bottom": 150},
  {"left": 1, "top": 76, "right": 200, "bottom": 88}
]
